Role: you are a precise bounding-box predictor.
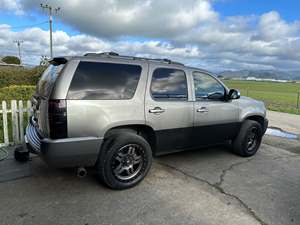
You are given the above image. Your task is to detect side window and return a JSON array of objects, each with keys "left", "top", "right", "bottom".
[
  {"left": 151, "top": 68, "right": 188, "bottom": 101},
  {"left": 67, "top": 61, "right": 142, "bottom": 100},
  {"left": 193, "top": 72, "right": 225, "bottom": 100}
]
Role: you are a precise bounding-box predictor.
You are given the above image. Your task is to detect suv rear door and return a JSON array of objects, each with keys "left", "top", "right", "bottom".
[
  {"left": 192, "top": 71, "right": 240, "bottom": 146},
  {"left": 145, "top": 65, "right": 194, "bottom": 154},
  {"left": 33, "top": 61, "right": 66, "bottom": 136}
]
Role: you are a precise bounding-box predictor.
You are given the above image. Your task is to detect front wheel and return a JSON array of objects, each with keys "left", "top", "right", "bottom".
[
  {"left": 97, "top": 133, "right": 152, "bottom": 190},
  {"left": 232, "top": 120, "right": 263, "bottom": 157}
]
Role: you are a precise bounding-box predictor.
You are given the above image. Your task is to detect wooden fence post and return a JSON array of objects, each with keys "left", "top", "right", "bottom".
[
  {"left": 0, "top": 100, "right": 33, "bottom": 146},
  {"left": 11, "top": 100, "right": 20, "bottom": 144},
  {"left": 19, "top": 100, "right": 24, "bottom": 142},
  {"left": 2, "top": 101, "right": 9, "bottom": 145}
]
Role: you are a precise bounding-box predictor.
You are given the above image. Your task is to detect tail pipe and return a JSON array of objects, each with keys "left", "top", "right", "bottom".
[{"left": 76, "top": 167, "right": 87, "bottom": 178}]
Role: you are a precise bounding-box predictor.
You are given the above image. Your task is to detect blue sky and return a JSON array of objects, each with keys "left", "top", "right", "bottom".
[
  {"left": 0, "top": 11, "right": 79, "bottom": 35},
  {"left": 215, "top": 0, "right": 300, "bottom": 22},
  {"left": 2, "top": 0, "right": 299, "bottom": 34},
  {"left": 0, "top": 0, "right": 300, "bottom": 71}
]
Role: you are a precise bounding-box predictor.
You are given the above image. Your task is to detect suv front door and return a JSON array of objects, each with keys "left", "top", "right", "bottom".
[
  {"left": 192, "top": 71, "right": 240, "bottom": 146},
  {"left": 145, "top": 65, "right": 194, "bottom": 154}
]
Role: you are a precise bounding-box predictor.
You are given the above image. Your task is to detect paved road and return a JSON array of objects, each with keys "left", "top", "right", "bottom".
[
  {"left": 0, "top": 135, "right": 299, "bottom": 225},
  {"left": 267, "top": 111, "right": 300, "bottom": 134}
]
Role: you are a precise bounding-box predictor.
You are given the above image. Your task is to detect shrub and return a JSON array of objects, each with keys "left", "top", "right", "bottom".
[
  {"left": 2, "top": 56, "right": 21, "bottom": 65},
  {"left": 0, "top": 66, "right": 46, "bottom": 88},
  {"left": 0, "top": 85, "right": 36, "bottom": 101}
]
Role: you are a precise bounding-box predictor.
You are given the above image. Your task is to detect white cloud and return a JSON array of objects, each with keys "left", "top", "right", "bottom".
[
  {"left": 253, "top": 11, "right": 300, "bottom": 42},
  {"left": 21, "top": 0, "right": 217, "bottom": 38},
  {"left": 0, "top": 0, "right": 24, "bottom": 15},
  {"left": 1, "top": 0, "right": 300, "bottom": 71},
  {"left": 0, "top": 25, "right": 202, "bottom": 67}
]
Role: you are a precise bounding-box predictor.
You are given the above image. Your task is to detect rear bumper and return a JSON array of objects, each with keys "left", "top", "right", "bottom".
[{"left": 25, "top": 118, "right": 103, "bottom": 168}]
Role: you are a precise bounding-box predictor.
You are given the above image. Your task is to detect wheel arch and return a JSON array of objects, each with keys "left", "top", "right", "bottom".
[
  {"left": 243, "top": 115, "right": 265, "bottom": 128},
  {"left": 102, "top": 124, "right": 157, "bottom": 154}
]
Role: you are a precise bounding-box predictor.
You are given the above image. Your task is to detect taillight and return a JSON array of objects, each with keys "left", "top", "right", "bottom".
[{"left": 48, "top": 99, "right": 67, "bottom": 139}]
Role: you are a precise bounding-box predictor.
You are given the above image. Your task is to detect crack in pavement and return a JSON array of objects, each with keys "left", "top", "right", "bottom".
[
  {"left": 214, "top": 158, "right": 254, "bottom": 187},
  {"left": 156, "top": 160, "right": 268, "bottom": 225}
]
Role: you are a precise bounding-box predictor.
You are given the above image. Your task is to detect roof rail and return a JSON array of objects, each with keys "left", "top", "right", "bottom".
[
  {"left": 84, "top": 52, "right": 119, "bottom": 57},
  {"left": 83, "top": 52, "right": 184, "bottom": 66}
]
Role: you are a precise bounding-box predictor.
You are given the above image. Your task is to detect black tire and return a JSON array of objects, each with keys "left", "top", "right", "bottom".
[
  {"left": 96, "top": 132, "right": 152, "bottom": 190},
  {"left": 232, "top": 120, "right": 263, "bottom": 157}
]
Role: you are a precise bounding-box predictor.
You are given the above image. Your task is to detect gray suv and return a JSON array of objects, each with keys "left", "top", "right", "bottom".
[{"left": 21, "top": 52, "right": 268, "bottom": 189}]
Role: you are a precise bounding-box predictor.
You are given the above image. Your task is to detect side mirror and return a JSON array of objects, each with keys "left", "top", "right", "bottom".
[{"left": 228, "top": 89, "right": 240, "bottom": 100}]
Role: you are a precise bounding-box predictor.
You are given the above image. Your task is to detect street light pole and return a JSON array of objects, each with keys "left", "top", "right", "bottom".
[
  {"left": 40, "top": 3, "right": 60, "bottom": 58},
  {"left": 14, "top": 40, "right": 23, "bottom": 65}
]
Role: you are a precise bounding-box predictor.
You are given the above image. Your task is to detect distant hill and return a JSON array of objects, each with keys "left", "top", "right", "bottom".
[{"left": 218, "top": 70, "right": 300, "bottom": 81}]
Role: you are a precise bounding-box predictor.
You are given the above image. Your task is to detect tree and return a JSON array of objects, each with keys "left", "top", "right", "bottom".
[{"left": 2, "top": 56, "right": 21, "bottom": 65}]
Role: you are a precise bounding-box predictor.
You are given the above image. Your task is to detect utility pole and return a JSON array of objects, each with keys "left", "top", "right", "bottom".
[
  {"left": 14, "top": 40, "right": 23, "bottom": 65},
  {"left": 40, "top": 3, "right": 60, "bottom": 58}
]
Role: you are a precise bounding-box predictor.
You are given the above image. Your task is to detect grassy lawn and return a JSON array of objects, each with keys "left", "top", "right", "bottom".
[
  {"left": 224, "top": 80, "right": 300, "bottom": 115},
  {"left": 223, "top": 80, "right": 300, "bottom": 93}
]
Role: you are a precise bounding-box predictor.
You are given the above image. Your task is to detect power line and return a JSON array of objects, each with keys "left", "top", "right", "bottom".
[{"left": 0, "top": 21, "right": 49, "bottom": 30}]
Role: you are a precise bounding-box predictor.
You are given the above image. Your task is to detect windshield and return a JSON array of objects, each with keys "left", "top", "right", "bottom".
[{"left": 37, "top": 64, "right": 64, "bottom": 97}]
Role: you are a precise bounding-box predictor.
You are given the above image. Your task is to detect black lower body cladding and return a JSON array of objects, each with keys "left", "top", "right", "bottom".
[
  {"left": 40, "top": 137, "right": 103, "bottom": 167},
  {"left": 154, "top": 122, "right": 242, "bottom": 155},
  {"left": 26, "top": 120, "right": 103, "bottom": 167}
]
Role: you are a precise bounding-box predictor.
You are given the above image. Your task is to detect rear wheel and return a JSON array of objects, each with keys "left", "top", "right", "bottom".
[
  {"left": 97, "top": 132, "right": 152, "bottom": 190},
  {"left": 232, "top": 120, "right": 263, "bottom": 157}
]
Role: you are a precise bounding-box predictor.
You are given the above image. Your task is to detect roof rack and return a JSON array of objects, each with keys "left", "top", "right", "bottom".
[
  {"left": 84, "top": 52, "right": 119, "bottom": 57},
  {"left": 83, "top": 52, "right": 184, "bottom": 66}
]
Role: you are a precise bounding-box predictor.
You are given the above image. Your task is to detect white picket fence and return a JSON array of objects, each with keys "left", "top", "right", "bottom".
[{"left": 0, "top": 100, "right": 32, "bottom": 147}]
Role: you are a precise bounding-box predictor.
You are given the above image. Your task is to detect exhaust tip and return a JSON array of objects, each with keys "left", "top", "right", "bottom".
[{"left": 76, "top": 167, "right": 87, "bottom": 178}]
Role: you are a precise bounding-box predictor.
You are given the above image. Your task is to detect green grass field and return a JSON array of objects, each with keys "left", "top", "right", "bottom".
[{"left": 223, "top": 80, "right": 300, "bottom": 115}]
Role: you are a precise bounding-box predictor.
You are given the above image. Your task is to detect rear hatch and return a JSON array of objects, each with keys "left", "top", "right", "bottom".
[{"left": 31, "top": 58, "right": 66, "bottom": 137}]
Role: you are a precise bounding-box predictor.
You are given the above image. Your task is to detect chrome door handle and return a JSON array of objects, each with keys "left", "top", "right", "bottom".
[
  {"left": 149, "top": 107, "right": 165, "bottom": 114},
  {"left": 197, "top": 107, "right": 209, "bottom": 113}
]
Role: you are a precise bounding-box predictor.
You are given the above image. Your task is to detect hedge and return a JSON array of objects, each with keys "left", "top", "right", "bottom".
[
  {"left": 0, "top": 66, "right": 46, "bottom": 88},
  {"left": 0, "top": 85, "right": 36, "bottom": 102}
]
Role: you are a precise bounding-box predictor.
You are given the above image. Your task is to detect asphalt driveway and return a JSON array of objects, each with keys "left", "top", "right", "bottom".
[{"left": 0, "top": 133, "right": 299, "bottom": 225}]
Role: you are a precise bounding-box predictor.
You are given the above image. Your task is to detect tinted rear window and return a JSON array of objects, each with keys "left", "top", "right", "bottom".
[
  {"left": 150, "top": 68, "right": 188, "bottom": 101},
  {"left": 67, "top": 62, "right": 142, "bottom": 100},
  {"left": 37, "top": 64, "right": 64, "bottom": 97}
]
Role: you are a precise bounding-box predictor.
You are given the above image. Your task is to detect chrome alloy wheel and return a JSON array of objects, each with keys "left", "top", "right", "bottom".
[{"left": 111, "top": 144, "right": 145, "bottom": 181}]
